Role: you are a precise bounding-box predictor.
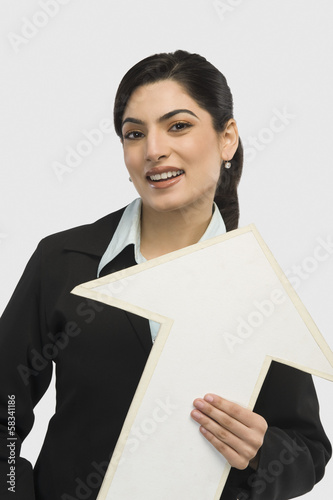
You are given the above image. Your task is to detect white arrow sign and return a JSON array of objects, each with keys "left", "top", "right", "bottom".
[{"left": 72, "top": 224, "right": 333, "bottom": 500}]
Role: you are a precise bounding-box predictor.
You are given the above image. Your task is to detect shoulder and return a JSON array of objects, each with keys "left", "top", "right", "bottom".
[{"left": 38, "top": 206, "right": 127, "bottom": 257}]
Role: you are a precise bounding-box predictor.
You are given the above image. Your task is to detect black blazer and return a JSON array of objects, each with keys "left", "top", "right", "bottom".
[{"left": 0, "top": 206, "right": 331, "bottom": 500}]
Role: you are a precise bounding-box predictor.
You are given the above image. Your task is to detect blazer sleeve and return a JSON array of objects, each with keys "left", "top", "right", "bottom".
[
  {"left": 221, "top": 362, "right": 332, "bottom": 499},
  {"left": 0, "top": 243, "right": 53, "bottom": 499}
]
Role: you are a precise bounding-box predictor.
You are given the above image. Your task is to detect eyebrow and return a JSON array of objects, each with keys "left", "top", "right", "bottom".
[{"left": 121, "top": 109, "right": 199, "bottom": 128}]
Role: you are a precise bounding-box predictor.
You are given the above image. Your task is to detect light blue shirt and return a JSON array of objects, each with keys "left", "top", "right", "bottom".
[{"left": 98, "top": 198, "right": 226, "bottom": 342}]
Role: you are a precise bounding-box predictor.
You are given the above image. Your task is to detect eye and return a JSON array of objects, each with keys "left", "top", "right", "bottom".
[
  {"left": 123, "top": 130, "right": 145, "bottom": 140},
  {"left": 169, "top": 121, "right": 193, "bottom": 132}
]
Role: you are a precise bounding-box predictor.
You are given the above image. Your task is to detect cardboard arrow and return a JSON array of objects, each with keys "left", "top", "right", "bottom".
[{"left": 72, "top": 224, "right": 333, "bottom": 500}]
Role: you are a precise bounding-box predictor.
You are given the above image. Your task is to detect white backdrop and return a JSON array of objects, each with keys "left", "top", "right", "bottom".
[{"left": 1, "top": 1, "right": 332, "bottom": 498}]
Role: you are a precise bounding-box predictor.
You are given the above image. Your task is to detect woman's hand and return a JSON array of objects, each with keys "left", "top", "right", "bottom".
[{"left": 191, "top": 394, "right": 268, "bottom": 470}]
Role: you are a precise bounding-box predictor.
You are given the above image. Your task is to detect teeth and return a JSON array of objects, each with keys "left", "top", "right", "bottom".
[
  {"left": 149, "top": 170, "right": 184, "bottom": 181},
  {"left": 151, "top": 173, "right": 161, "bottom": 181}
]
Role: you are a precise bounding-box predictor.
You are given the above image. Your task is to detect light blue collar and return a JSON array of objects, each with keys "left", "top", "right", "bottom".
[{"left": 97, "top": 198, "right": 226, "bottom": 277}]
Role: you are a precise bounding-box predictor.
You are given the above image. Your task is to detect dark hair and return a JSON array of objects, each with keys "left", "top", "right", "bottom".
[{"left": 113, "top": 50, "right": 243, "bottom": 231}]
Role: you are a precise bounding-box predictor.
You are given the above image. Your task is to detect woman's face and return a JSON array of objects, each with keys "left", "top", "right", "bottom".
[{"left": 121, "top": 79, "right": 235, "bottom": 215}]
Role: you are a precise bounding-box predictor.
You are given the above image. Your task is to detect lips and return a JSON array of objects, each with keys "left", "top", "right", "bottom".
[
  {"left": 145, "top": 166, "right": 185, "bottom": 189},
  {"left": 148, "top": 169, "right": 184, "bottom": 182}
]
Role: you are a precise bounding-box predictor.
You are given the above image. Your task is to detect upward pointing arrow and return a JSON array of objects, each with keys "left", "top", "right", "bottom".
[{"left": 72, "top": 224, "right": 333, "bottom": 500}]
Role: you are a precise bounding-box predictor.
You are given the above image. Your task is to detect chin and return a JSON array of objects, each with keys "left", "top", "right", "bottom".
[{"left": 147, "top": 196, "right": 200, "bottom": 215}]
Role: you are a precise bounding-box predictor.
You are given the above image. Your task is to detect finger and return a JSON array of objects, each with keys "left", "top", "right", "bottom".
[
  {"left": 203, "top": 394, "right": 267, "bottom": 432},
  {"left": 199, "top": 426, "right": 251, "bottom": 470},
  {"left": 192, "top": 397, "right": 267, "bottom": 450},
  {"left": 191, "top": 409, "right": 256, "bottom": 462},
  {"left": 203, "top": 394, "right": 253, "bottom": 425},
  {"left": 192, "top": 399, "right": 247, "bottom": 440}
]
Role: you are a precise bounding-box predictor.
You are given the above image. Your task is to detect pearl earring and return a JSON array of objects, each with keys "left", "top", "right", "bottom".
[{"left": 225, "top": 161, "right": 231, "bottom": 169}]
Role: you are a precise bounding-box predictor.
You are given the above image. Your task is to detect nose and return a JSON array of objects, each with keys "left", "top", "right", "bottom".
[{"left": 144, "top": 129, "right": 170, "bottom": 162}]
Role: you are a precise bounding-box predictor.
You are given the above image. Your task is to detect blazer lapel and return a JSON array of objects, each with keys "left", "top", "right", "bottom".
[
  {"left": 100, "top": 244, "right": 153, "bottom": 356},
  {"left": 63, "top": 206, "right": 127, "bottom": 258},
  {"left": 63, "top": 206, "right": 152, "bottom": 356},
  {"left": 124, "top": 311, "right": 153, "bottom": 355}
]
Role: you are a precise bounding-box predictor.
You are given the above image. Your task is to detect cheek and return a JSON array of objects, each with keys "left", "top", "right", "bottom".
[
  {"left": 191, "top": 132, "right": 221, "bottom": 160},
  {"left": 123, "top": 148, "right": 139, "bottom": 172},
  {"left": 190, "top": 139, "right": 222, "bottom": 182}
]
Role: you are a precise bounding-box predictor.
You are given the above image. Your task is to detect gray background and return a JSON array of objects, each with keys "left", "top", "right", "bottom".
[{"left": 1, "top": 0, "right": 332, "bottom": 497}]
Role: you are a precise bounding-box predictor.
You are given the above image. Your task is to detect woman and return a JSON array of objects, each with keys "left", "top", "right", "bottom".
[{"left": 0, "top": 50, "right": 330, "bottom": 500}]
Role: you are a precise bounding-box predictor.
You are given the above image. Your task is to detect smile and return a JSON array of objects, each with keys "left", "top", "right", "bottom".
[{"left": 148, "top": 170, "right": 184, "bottom": 182}]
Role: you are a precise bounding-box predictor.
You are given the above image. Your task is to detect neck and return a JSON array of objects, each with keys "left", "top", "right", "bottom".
[{"left": 140, "top": 201, "right": 215, "bottom": 260}]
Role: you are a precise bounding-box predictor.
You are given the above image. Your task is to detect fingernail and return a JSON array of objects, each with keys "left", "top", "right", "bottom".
[
  {"left": 192, "top": 410, "right": 202, "bottom": 420},
  {"left": 204, "top": 395, "right": 214, "bottom": 403},
  {"left": 194, "top": 400, "right": 204, "bottom": 410}
]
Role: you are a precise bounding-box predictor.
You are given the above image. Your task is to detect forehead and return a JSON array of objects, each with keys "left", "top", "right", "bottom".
[{"left": 123, "top": 80, "right": 199, "bottom": 118}]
